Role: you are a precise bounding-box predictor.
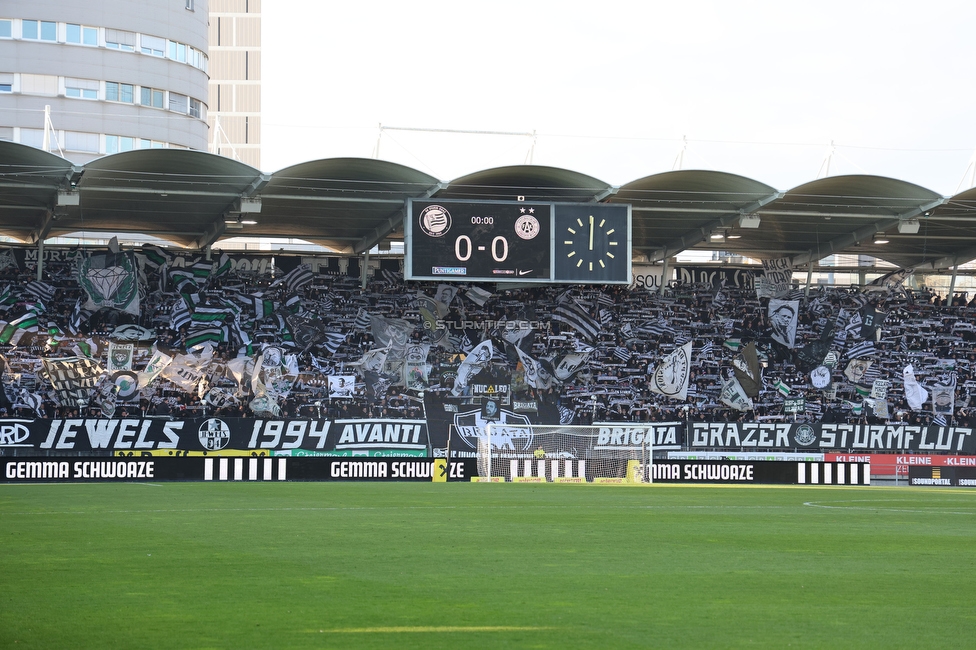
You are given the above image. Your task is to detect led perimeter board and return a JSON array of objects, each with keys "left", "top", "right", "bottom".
[{"left": 404, "top": 199, "right": 631, "bottom": 284}]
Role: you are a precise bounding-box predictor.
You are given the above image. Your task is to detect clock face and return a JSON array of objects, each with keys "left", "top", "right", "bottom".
[{"left": 553, "top": 203, "right": 630, "bottom": 284}]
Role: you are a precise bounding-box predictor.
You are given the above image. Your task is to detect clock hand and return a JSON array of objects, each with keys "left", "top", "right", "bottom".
[{"left": 589, "top": 215, "right": 594, "bottom": 251}]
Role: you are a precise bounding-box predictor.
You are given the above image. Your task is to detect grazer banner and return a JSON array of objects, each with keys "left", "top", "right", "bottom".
[
  {"left": 688, "top": 422, "right": 976, "bottom": 453},
  {"left": 0, "top": 456, "right": 478, "bottom": 483},
  {"left": 0, "top": 418, "right": 437, "bottom": 456}
]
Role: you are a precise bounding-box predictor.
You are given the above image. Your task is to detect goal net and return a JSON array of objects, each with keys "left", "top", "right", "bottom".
[{"left": 477, "top": 423, "right": 653, "bottom": 483}]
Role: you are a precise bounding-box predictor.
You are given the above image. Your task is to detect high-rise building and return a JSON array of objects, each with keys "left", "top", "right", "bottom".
[
  {"left": 0, "top": 0, "right": 210, "bottom": 164},
  {"left": 207, "top": 0, "right": 260, "bottom": 168}
]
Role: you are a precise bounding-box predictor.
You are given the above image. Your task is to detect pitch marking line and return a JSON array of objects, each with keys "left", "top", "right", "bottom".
[
  {"left": 0, "top": 504, "right": 792, "bottom": 516},
  {"left": 314, "top": 626, "right": 553, "bottom": 633},
  {"left": 804, "top": 499, "right": 976, "bottom": 515}
]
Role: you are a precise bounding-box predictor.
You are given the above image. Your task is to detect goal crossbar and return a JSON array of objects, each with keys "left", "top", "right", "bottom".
[{"left": 478, "top": 423, "right": 654, "bottom": 483}]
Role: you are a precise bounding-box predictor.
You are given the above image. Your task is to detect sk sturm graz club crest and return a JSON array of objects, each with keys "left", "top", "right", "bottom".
[
  {"left": 78, "top": 251, "right": 140, "bottom": 315},
  {"left": 418, "top": 205, "right": 452, "bottom": 237},
  {"left": 794, "top": 424, "right": 817, "bottom": 447},
  {"left": 198, "top": 418, "right": 231, "bottom": 451}
]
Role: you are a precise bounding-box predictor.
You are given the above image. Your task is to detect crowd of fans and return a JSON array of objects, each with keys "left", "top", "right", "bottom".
[{"left": 1, "top": 247, "right": 974, "bottom": 429}]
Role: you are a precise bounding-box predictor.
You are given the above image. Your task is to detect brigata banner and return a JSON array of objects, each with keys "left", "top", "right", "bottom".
[
  {"left": 0, "top": 456, "right": 478, "bottom": 482},
  {"left": 0, "top": 418, "right": 441, "bottom": 456},
  {"left": 689, "top": 422, "right": 976, "bottom": 453}
]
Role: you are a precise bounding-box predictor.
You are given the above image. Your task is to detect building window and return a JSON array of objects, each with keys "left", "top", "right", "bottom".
[
  {"left": 140, "top": 87, "right": 164, "bottom": 108},
  {"left": 66, "top": 24, "right": 97, "bottom": 46},
  {"left": 169, "top": 92, "right": 188, "bottom": 114},
  {"left": 189, "top": 98, "right": 202, "bottom": 119},
  {"left": 0, "top": 84, "right": 10, "bottom": 93},
  {"left": 105, "top": 135, "right": 135, "bottom": 154},
  {"left": 105, "top": 29, "right": 135, "bottom": 51},
  {"left": 168, "top": 41, "right": 187, "bottom": 63},
  {"left": 65, "top": 77, "right": 98, "bottom": 100},
  {"left": 65, "top": 131, "right": 99, "bottom": 153},
  {"left": 106, "top": 82, "right": 134, "bottom": 103},
  {"left": 140, "top": 34, "right": 165, "bottom": 57},
  {"left": 0, "top": 20, "right": 11, "bottom": 38},
  {"left": 0, "top": 74, "right": 11, "bottom": 93},
  {"left": 22, "top": 20, "right": 56, "bottom": 41}
]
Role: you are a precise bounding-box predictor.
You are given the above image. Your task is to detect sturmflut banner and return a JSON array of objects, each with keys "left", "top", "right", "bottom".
[{"left": 688, "top": 422, "right": 976, "bottom": 453}]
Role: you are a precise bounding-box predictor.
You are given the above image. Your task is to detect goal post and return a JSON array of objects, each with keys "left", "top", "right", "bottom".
[{"left": 479, "top": 423, "right": 653, "bottom": 483}]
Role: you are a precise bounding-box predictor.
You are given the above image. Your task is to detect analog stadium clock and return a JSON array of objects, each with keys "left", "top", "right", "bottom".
[{"left": 553, "top": 203, "right": 631, "bottom": 284}]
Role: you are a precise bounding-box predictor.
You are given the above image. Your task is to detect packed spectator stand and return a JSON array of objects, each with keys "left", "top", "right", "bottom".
[{"left": 0, "top": 245, "right": 971, "bottom": 434}]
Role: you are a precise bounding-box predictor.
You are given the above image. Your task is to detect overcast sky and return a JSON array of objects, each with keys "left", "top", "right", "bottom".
[{"left": 262, "top": 1, "right": 976, "bottom": 196}]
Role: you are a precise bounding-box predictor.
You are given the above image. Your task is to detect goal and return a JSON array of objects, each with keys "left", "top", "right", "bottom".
[{"left": 477, "top": 423, "right": 653, "bottom": 483}]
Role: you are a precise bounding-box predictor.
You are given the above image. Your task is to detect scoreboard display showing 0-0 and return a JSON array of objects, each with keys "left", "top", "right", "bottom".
[{"left": 405, "top": 199, "right": 631, "bottom": 284}]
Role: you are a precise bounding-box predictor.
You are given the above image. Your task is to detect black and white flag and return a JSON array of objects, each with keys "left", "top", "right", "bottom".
[
  {"left": 552, "top": 300, "right": 600, "bottom": 341},
  {"left": 769, "top": 299, "right": 799, "bottom": 348}
]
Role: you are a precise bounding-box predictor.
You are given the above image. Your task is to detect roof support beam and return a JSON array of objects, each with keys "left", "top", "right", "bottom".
[
  {"left": 645, "top": 191, "right": 783, "bottom": 263},
  {"left": 592, "top": 187, "right": 618, "bottom": 202},
  {"left": 26, "top": 210, "right": 56, "bottom": 245},
  {"left": 353, "top": 181, "right": 448, "bottom": 254},
  {"left": 789, "top": 198, "right": 948, "bottom": 267},
  {"left": 192, "top": 217, "right": 227, "bottom": 251},
  {"left": 912, "top": 244, "right": 976, "bottom": 272}
]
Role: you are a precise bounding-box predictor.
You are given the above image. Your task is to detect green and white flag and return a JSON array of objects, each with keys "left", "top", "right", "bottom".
[
  {"left": 107, "top": 342, "right": 134, "bottom": 372},
  {"left": 78, "top": 251, "right": 140, "bottom": 316},
  {"left": 720, "top": 376, "right": 755, "bottom": 412},
  {"left": 138, "top": 347, "right": 173, "bottom": 388},
  {"left": 0, "top": 311, "right": 39, "bottom": 345},
  {"left": 774, "top": 380, "right": 791, "bottom": 397}
]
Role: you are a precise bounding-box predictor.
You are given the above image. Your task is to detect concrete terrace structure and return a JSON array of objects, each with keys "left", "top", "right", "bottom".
[{"left": 0, "top": 0, "right": 210, "bottom": 164}]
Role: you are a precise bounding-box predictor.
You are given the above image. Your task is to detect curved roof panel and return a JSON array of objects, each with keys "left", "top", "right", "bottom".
[
  {"left": 613, "top": 170, "right": 780, "bottom": 263},
  {"left": 2, "top": 142, "right": 976, "bottom": 272},
  {"left": 436, "top": 165, "right": 612, "bottom": 203},
  {"left": 256, "top": 158, "right": 442, "bottom": 252},
  {"left": 61, "top": 149, "right": 263, "bottom": 248},
  {"left": 0, "top": 141, "right": 79, "bottom": 242}
]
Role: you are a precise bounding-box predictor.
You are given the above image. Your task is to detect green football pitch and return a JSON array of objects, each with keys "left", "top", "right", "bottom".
[{"left": 2, "top": 482, "right": 974, "bottom": 649}]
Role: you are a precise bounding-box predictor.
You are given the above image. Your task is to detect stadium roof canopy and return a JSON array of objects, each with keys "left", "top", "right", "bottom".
[{"left": 1, "top": 140, "right": 975, "bottom": 272}]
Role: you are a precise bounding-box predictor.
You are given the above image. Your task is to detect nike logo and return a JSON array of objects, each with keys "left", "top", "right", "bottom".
[{"left": 518, "top": 270, "right": 533, "bottom": 276}]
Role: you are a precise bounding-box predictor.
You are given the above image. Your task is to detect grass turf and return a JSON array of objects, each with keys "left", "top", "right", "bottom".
[{"left": 1, "top": 482, "right": 974, "bottom": 649}]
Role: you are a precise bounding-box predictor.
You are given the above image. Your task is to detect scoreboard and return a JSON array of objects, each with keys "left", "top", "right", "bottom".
[{"left": 404, "top": 199, "right": 631, "bottom": 284}]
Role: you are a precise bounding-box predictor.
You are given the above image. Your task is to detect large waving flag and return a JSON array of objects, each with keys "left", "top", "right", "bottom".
[
  {"left": 552, "top": 299, "right": 600, "bottom": 341},
  {"left": 649, "top": 341, "right": 693, "bottom": 401}
]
